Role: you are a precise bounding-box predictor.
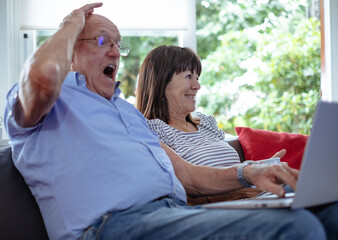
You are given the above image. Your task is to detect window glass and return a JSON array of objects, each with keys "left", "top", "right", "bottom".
[{"left": 118, "top": 36, "right": 178, "bottom": 103}]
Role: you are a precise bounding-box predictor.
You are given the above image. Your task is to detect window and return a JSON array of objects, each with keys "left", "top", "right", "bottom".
[
  {"left": 0, "top": 0, "right": 195, "bottom": 140},
  {"left": 1, "top": 0, "right": 338, "bottom": 140},
  {"left": 195, "top": 0, "right": 337, "bottom": 135}
]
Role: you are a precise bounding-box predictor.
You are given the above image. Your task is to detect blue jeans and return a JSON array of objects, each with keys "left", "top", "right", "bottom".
[{"left": 80, "top": 197, "right": 338, "bottom": 240}]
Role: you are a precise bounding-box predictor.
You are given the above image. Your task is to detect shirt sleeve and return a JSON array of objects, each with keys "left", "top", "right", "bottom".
[{"left": 4, "top": 83, "right": 41, "bottom": 141}]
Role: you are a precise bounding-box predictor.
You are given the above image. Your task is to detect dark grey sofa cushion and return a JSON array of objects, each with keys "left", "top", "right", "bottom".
[{"left": 0, "top": 146, "right": 48, "bottom": 240}]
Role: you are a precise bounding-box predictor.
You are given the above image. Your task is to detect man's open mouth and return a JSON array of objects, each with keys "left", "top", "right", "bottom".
[{"left": 103, "top": 65, "right": 116, "bottom": 80}]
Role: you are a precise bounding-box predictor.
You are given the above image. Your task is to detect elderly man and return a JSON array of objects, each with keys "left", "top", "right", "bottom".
[{"left": 4, "top": 3, "right": 336, "bottom": 240}]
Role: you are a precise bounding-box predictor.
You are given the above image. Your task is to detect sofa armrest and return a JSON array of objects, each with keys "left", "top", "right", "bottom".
[{"left": 0, "top": 146, "right": 49, "bottom": 240}]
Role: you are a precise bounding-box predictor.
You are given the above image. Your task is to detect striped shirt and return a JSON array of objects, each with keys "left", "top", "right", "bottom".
[{"left": 147, "top": 112, "right": 240, "bottom": 167}]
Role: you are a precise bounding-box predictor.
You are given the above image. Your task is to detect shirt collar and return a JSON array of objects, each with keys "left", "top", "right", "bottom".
[{"left": 64, "top": 71, "right": 122, "bottom": 98}]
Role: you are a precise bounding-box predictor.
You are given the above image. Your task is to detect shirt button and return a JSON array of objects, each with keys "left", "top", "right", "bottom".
[
  {"left": 9, "top": 110, "right": 13, "bottom": 116},
  {"left": 13, "top": 93, "right": 18, "bottom": 99},
  {"left": 78, "top": 75, "right": 84, "bottom": 81},
  {"left": 126, "top": 123, "right": 130, "bottom": 128}
]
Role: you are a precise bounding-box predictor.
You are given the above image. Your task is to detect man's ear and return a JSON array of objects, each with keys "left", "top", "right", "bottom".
[
  {"left": 70, "top": 45, "right": 77, "bottom": 70},
  {"left": 70, "top": 52, "right": 77, "bottom": 71},
  {"left": 70, "top": 62, "right": 76, "bottom": 71}
]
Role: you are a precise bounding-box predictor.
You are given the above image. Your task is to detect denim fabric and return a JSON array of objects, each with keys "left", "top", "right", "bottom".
[
  {"left": 79, "top": 213, "right": 110, "bottom": 240},
  {"left": 309, "top": 201, "right": 338, "bottom": 240},
  {"left": 80, "top": 198, "right": 332, "bottom": 240}
]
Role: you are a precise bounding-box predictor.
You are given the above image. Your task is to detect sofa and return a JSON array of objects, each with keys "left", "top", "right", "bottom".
[{"left": 0, "top": 137, "right": 245, "bottom": 240}]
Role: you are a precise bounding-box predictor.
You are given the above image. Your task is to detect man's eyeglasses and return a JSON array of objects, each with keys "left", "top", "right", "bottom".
[{"left": 78, "top": 35, "right": 130, "bottom": 56}]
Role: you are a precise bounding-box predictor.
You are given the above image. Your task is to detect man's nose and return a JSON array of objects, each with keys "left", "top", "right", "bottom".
[{"left": 107, "top": 43, "right": 121, "bottom": 57}]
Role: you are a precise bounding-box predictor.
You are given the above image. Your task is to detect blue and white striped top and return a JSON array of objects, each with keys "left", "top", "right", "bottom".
[{"left": 147, "top": 112, "right": 240, "bottom": 167}]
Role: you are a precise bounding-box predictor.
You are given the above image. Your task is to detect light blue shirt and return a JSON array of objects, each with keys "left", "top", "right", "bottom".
[{"left": 4, "top": 72, "right": 186, "bottom": 240}]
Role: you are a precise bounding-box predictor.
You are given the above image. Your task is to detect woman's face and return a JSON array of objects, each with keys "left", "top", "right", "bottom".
[{"left": 165, "top": 69, "right": 200, "bottom": 119}]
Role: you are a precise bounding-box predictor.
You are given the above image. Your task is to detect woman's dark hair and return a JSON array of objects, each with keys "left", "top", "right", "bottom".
[{"left": 136, "top": 45, "right": 202, "bottom": 124}]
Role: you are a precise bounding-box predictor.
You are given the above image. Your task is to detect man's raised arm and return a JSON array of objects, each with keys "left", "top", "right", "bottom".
[{"left": 15, "top": 3, "right": 102, "bottom": 127}]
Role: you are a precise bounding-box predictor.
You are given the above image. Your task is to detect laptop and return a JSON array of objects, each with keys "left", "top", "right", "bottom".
[{"left": 203, "top": 100, "right": 338, "bottom": 210}]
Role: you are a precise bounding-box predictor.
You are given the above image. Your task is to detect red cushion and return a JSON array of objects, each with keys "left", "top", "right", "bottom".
[{"left": 235, "top": 127, "right": 308, "bottom": 170}]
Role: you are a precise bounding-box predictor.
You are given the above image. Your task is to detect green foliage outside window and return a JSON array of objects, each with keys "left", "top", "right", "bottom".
[
  {"left": 118, "top": 36, "right": 177, "bottom": 99},
  {"left": 196, "top": 0, "right": 320, "bottom": 135}
]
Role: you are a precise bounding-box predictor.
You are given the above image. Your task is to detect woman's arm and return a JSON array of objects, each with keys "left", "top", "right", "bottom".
[{"left": 160, "top": 142, "right": 298, "bottom": 198}]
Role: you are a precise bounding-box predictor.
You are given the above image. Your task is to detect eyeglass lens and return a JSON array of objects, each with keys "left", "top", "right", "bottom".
[{"left": 97, "top": 36, "right": 129, "bottom": 56}]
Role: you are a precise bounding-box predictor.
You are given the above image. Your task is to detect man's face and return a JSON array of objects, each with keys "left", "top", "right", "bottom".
[{"left": 72, "top": 15, "right": 121, "bottom": 100}]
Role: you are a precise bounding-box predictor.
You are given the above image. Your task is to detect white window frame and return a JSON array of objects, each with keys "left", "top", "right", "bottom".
[{"left": 321, "top": 0, "right": 338, "bottom": 102}]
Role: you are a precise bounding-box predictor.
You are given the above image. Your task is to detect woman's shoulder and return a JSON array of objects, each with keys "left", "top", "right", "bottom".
[
  {"left": 146, "top": 118, "right": 177, "bottom": 145},
  {"left": 147, "top": 118, "right": 166, "bottom": 126},
  {"left": 195, "top": 112, "right": 225, "bottom": 139},
  {"left": 195, "top": 112, "right": 217, "bottom": 126},
  {"left": 146, "top": 118, "right": 171, "bottom": 131}
]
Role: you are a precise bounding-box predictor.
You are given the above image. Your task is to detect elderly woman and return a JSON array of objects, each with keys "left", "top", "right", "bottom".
[
  {"left": 136, "top": 45, "right": 286, "bottom": 203},
  {"left": 138, "top": 46, "right": 239, "bottom": 166},
  {"left": 136, "top": 46, "right": 283, "bottom": 166}
]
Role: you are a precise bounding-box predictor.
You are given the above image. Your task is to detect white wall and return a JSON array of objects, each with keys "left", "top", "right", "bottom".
[
  {"left": 0, "top": 0, "right": 6, "bottom": 139},
  {"left": 179, "top": 0, "right": 197, "bottom": 51},
  {"left": 322, "top": 0, "right": 338, "bottom": 102},
  {"left": 0, "top": 1, "right": 9, "bottom": 119},
  {"left": 0, "top": 0, "right": 20, "bottom": 139}
]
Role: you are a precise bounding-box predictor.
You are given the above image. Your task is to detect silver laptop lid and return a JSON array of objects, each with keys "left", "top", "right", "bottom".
[{"left": 292, "top": 101, "right": 338, "bottom": 209}]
